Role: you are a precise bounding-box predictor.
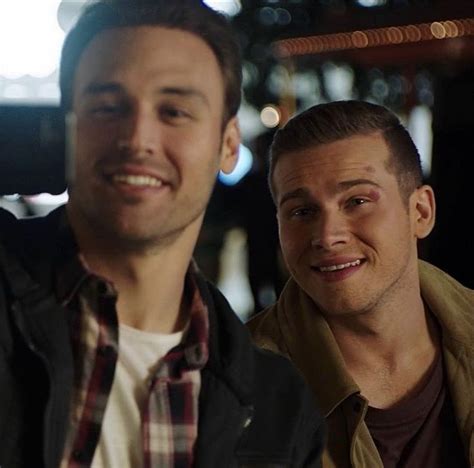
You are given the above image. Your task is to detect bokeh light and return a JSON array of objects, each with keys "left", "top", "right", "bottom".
[
  {"left": 260, "top": 105, "right": 281, "bottom": 128},
  {"left": 0, "top": 0, "right": 64, "bottom": 79}
]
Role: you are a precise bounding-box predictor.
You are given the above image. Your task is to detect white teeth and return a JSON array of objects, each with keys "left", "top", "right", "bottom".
[
  {"left": 112, "top": 174, "right": 163, "bottom": 187},
  {"left": 319, "top": 259, "right": 361, "bottom": 272}
]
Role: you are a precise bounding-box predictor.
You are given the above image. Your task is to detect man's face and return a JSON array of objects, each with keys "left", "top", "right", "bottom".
[
  {"left": 68, "top": 26, "right": 239, "bottom": 248},
  {"left": 274, "top": 132, "right": 430, "bottom": 318}
]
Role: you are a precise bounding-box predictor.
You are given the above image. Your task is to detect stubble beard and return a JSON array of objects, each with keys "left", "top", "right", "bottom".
[
  {"left": 69, "top": 179, "right": 215, "bottom": 256},
  {"left": 313, "top": 250, "right": 415, "bottom": 321}
]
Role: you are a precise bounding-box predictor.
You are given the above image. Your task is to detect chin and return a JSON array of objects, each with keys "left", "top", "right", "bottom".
[{"left": 310, "top": 293, "right": 368, "bottom": 317}]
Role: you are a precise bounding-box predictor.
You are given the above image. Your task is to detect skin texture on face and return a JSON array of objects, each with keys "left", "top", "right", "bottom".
[
  {"left": 274, "top": 133, "right": 435, "bottom": 319},
  {"left": 67, "top": 26, "right": 239, "bottom": 253}
]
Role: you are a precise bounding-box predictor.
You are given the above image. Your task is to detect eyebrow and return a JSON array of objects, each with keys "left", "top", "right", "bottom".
[
  {"left": 81, "top": 82, "right": 209, "bottom": 107},
  {"left": 279, "top": 188, "right": 311, "bottom": 208},
  {"left": 158, "top": 86, "right": 210, "bottom": 107},
  {"left": 279, "top": 179, "right": 381, "bottom": 208},
  {"left": 336, "top": 179, "right": 381, "bottom": 191},
  {"left": 82, "top": 82, "right": 123, "bottom": 96}
]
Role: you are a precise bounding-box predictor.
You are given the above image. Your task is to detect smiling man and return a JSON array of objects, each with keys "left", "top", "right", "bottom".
[
  {"left": 0, "top": 2, "right": 325, "bottom": 467},
  {"left": 248, "top": 101, "right": 473, "bottom": 468}
]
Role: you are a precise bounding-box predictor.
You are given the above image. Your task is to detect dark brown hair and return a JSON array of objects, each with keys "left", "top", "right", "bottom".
[
  {"left": 59, "top": 0, "right": 242, "bottom": 124},
  {"left": 269, "top": 100, "right": 423, "bottom": 203}
]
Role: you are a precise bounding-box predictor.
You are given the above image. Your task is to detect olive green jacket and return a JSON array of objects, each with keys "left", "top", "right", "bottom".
[{"left": 247, "top": 261, "right": 474, "bottom": 467}]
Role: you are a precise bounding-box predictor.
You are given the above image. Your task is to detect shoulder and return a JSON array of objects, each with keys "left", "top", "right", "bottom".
[
  {"left": 200, "top": 278, "right": 325, "bottom": 465},
  {"left": 0, "top": 207, "right": 18, "bottom": 232},
  {"left": 250, "top": 344, "right": 308, "bottom": 400},
  {"left": 420, "top": 260, "right": 474, "bottom": 305},
  {"left": 0, "top": 208, "right": 19, "bottom": 265},
  {"left": 419, "top": 260, "right": 474, "bottom": 345},
  {"left": 248, "top": 323, "right": 324, "bottom": 441},
  {"left": 0, "top": 206, "right": 59, "bottom": 244},
  {"left": 246, "top": 305, "right": 289, "bottom": 357},
  {"left": 249, "top": 346, "right": 326, "bottom": 467}
]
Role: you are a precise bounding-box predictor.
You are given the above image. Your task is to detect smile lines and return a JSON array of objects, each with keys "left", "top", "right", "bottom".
[{"left": 318, "top": 259, "right": 361, "bottom": 272}]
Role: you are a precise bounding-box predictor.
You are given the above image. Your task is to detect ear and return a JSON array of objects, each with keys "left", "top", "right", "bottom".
[
  {"left": 411, "top": 184, "right": 436, "bottom": 239},
  {"left": 219, "top": 117, "right": 240, "bottom": 174}
]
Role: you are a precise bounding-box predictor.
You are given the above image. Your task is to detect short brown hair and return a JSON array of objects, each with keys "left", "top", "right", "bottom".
[
  {"left": 60, "top": 0, "right": 242, "bottom": 124},
  {"left": 269, "top": 100, "right": 423, "bottom": 203}
]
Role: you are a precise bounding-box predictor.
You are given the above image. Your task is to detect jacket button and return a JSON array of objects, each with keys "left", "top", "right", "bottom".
[{"left": 243, "top": 416, "right": 252, "bottom": 428}]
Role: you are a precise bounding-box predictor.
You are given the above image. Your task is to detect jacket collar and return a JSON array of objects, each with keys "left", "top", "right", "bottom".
[
  {"left": 419, "top": 260, "right": 474, "bottom": 349},
  {"left": 273, "top": 277, "right": 359, "bottom": 417}
]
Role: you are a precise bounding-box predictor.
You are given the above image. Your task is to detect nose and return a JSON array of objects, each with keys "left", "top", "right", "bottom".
[
  {"left": 118, "top": 107, "right": 157, "bottom": 158},
  {"left": 310, "top": 210, "right": 350, "bottom": 250}
]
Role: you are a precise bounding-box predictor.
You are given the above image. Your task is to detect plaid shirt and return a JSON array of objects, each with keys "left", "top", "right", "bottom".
[{"left": 58, "top": 254, "right": 209, "bottom": 468}]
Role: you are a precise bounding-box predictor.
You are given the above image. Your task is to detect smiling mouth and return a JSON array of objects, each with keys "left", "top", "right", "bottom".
[
  {"left": 317, "top": 259, "right": 362, "bottom": 272},
  {"left": 112, "top": 174, "right": 163, "bottom": 188}
]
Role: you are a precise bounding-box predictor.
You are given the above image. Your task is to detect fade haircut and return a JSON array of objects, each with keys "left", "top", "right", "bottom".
[
  {"left": 60, "top": 0, "right": 242, "bottom": 125},
  {"left": 269, "top": 100, "right": 423, "bottom": 205}
]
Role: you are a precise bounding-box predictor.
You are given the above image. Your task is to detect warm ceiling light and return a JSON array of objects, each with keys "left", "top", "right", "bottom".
[
  {"left": 431, "top": 22, "right": 447, "bottom": 39},
  {"left": 260, "top": 105, "right": 281, "bottom": 128},
  {"left": 273, "top": 17, "right": 474, "bottom": 58},
  {"left": 351, "top": 31, "right": 369, "bottom": 48}
]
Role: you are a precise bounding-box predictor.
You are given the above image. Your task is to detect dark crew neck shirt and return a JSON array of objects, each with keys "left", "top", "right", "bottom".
[{"left": 365, "top": 353, "right": 468, "bottom": 467}]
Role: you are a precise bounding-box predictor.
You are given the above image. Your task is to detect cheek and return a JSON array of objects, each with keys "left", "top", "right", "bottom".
[
  {"left": 75, "top": 125, "right": 109, "bottom": 157},
  {"left": 170, "top": 131, "right": 222, "bottom": 167},
  {"left": 355, "top": 210, "right": 411, "bottom": 254},
  {"left": 73, "top": 142, "right": 100, "bottom": 172},
  {"left": 279, "top": 223, "right": 306, "bottom": 263}
]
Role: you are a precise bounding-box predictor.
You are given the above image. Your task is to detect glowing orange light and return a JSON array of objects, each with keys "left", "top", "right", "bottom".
[
  {"left": 272, "top": 17, "right": 474, "bottom": 58},
  {"left": 444, "top": 21, "right": 458, "bottom": 38},
  {"left": 453, "top": 20, "right": 465, "bottom": 35},
  {"left": 387, "top": 27, "right": 403, "bottom": 44},
  {"left": 431, "top": 22, "right": 447, "bottom": 39},
  {"left": 352, "top": 31, "right": 369, "bottom": 48},
  {"left": 405, "top": 25, "right": 422, "bottom": 42}
]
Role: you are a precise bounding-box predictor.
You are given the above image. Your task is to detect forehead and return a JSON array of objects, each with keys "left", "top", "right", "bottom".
[
  {"left": 273, "top": 133, "right": 395, "bottom": 197},
  {"left": 73, "top": 25, "right": 224, "bottom": 100}
]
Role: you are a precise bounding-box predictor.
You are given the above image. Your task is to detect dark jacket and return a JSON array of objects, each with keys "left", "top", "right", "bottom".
[{"left": 0, "top": 207, "right": 325, "bottom": 468}]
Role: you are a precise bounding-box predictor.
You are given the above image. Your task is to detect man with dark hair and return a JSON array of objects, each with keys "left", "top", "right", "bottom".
[
  {"left": 248, "top": 100, "right": 473, "bottom": 467},
  {"left": 0, "top": 2, "right": 325, "bottom": 466}
]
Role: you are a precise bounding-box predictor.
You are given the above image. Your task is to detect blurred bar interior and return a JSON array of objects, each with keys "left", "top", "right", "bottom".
[{"left": 1, "top": 0, "right": 473, "bottom": 319}]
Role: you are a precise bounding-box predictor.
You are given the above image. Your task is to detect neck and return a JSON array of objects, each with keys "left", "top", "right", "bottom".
[
  {"left": 326, "top": 274, "right": 440, "bottom": 408},
  {"left": 68, "top": 209, "right": 201, "bottom": 334}
]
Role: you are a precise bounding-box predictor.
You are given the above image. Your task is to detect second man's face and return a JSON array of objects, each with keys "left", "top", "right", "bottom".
[
  {"left": 273, "top": 133, "right": 423, "bottom": 318},
  {"left": 68, "top": 26, "right": 239, "bottom": 249}
]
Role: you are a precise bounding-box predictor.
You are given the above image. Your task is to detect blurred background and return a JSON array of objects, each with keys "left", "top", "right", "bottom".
[{"left": 1, "top": 0, "right": 473, "bottom": 320}]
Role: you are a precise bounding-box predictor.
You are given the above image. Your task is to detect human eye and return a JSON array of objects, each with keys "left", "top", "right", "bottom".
[
  {"left": 88, "top": 101, "right": 125, "bottom": 119},
  {"left": 293, "top": 207, "right": 312, "bottom": 217},
  {"left": 159, "top": 104, "right": 191, "bottom": 123},
  {"left": 286, "top": 205, "right": 316, "bottom": 220},
  {"left": 347, "top": 197, "right": 369, "bottom": 207}
]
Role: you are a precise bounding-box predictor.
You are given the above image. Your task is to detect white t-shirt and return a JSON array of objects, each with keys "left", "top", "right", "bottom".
[{"left": 91, "top": 324, "right": 184, "bottom": 468}]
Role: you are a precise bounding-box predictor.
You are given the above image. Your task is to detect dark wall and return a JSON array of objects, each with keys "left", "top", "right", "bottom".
[{"left": 424, "top": 66, "right": 474, "bottom": 288}]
